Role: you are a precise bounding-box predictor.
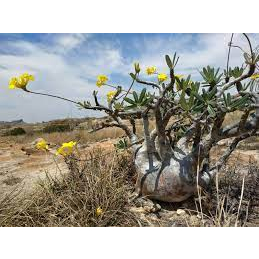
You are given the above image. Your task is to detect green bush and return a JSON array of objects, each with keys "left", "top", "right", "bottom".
[
  {"left": 43, "top": 123, "right": 71, "bottom": 133},
  {"left": 5, "top": 127, "right": 26, "bottom": 136}
]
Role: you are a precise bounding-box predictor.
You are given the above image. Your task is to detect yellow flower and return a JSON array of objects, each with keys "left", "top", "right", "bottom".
[
  {"left": 9, "top": 78, "right": 18, "bottom": 89},
  {"left": 107, "top": 90, "right": 117, "bottom": 102},
  {"left": 157, "top": 73, "right": 168, "bottom": 83},
  {"left": 96, "top": 207, "right": 103, "bottom": 217},
  {"left": 250, "top": 74, "right": 259, "bottom": 80},
  {"left": 36, "top": 139, "right": 49, "bottom": 151},
  {"left": 146, "top": 66, "right": 157, "bottom": 75},
  {"left": 9, "top": 73, "right": 34, "bottom": 90},
  {"left": 96, "top": 75, "right": 108, "bottom": 87},
  {"left": 56, "top": 141, "right": 77, "bottom": 156}
]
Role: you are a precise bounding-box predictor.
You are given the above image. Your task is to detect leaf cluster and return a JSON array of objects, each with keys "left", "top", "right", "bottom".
[
  {"left": 200, "top": 66, "right": 223, "bottom": 87},
  {"left": 124, "top": 88, "right": 152, "bottom": 110}
]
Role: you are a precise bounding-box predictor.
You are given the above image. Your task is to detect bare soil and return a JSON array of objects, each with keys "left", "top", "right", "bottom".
[
  {"left": 0, "top": 130, "right": 258, "bottom": 227},
  {"left": 0, "top": 137, "right": 116, "bottom": 197}
]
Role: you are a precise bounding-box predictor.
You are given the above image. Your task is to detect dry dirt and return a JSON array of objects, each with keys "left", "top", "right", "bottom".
[{"left": 0, "top": 137, "right": 116, "bottom": 198}]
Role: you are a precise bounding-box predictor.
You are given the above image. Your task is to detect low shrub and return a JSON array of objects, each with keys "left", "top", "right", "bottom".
[
  {"left": 4, "top": 127, "right": 26, "bottom": 136},
  {"left": 43, "top": 123, "right": 71, "bottom": 133}
]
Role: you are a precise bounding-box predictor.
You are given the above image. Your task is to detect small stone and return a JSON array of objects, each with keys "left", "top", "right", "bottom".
[
  {"left": 159, "top": 209, "right": 177, "bottom": 219},
  {"left": 176, "top": 209, "right": 186, "bottom": 215},
  {"left": 154, "top": 203, "right": 161, "bottom": 211},
  {"left": 129, "top": 207, "right": 146, "bottom": 214}
]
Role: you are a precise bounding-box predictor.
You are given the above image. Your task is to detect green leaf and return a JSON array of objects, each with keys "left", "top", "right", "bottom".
[
  {"left": 179, "top": 91, "right": 189, "bottom": 111},
  {"left": 114, "top": 138, "right": 128, "bottom": 151},
  {"left": 185, "top": 75, "right": 191, "bottom": 85},
  {"left": 203, "top": 67, "right": 207, "bottom": 76},
  {"left": 200, "top": 66, "right": 222, "bottom": 86},
  {"left": 189, "top": 89, "right": 197, "bottom": 107},
  {"left": 139, "top": 88, "right": 147, "bottom": 103},
  {"left": 191, "top": 82, "right": 200, "bottom": 94},
  {"left": 133, "top": 91, "right": 139, "bottom": 102},
  {"left": 129, "top": 73, "right": 136, "bottom": 80},
  {"left": 172, "top": 52, "right": 180, "bottom": 67},
  {"left": 207, "top": 105, "right": 216, "bottom": 117},
  {"left": 200, "top": 71, "right": 205, "bottom": 80},
  {"left": 124, "top": 97, "right": 135, "bottom": 105},
  {"left": 141, "top": 98, "right": 150, "bottom": 106},
  {"left": 193, "top": 92, "right": 204, "bottom": 103},
  {"left": 227, "top": 93, "right": 231, "bottom": 106},
  {"left": 193, "top": 103, "right": 205, "bottom": 113},
  {"left": 223, "top": 93, "right": 228, "bottom": 107},
  {"left": 230, "top": 95, "right": 250, "bottom": 109},
  {"left": 124, "top": 104, "right": 137, "bottom": 110},
  {"left": 215, "top": 68, "right": 220, "bottom": 77},
  {"left": 165, "top": 55, "right": 173, "bottom": 69},
  {"left": 207, "top": 86, "right": 217, "bottom": 99}
]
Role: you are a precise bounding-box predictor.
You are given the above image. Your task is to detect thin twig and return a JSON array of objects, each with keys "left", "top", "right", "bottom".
[
  {"left": 226, "top": 33, "right": 234, "bottom": 80},
  {"left": 121, "top": 76, "right": 136, "bottom": 105},
  {"left": 235, "top": 175, "right": 245, "bottom": 227},
  {"left": 243, "top": 33, "right": 253, "bottom": 57},
  {"left": 26, "top": 90, "right": 80, "bottom": 105}
]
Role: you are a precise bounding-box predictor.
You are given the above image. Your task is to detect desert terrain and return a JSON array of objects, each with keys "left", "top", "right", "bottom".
[{"left": 0, "top": 116, "right": 258, "bottom": 227}]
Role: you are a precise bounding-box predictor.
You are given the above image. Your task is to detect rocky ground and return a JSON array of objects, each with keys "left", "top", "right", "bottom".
[
  {"left": 0, "top": 137, "right": 115, "bottom": 197},
  {"left": 0, "top": 135, "right": 258, "bottom": 227},
  {"left": 0, "top": 139, "right": 66, "bottom": 197}
]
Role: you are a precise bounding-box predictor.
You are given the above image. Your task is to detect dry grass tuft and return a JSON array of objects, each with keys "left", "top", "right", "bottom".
[
  {"left": 194, "top": 161, "right": 259, "bottom": 227},
  {"left": 0, "top": 149, "right": 138, "bottom": 227}
]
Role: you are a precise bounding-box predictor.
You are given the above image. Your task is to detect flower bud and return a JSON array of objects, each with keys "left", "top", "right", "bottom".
[{"left": 134, "top": 62, "right": 141, "bottom": 74}]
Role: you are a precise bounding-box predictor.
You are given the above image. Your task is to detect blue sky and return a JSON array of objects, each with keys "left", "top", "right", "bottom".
[{"left": 0, "top": 33, "right": 258, "bottom": 123}]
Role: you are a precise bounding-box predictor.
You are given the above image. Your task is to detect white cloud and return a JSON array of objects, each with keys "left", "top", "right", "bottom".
[
  {"left": 0, "top": 36, "right": 126, "bottom": 122},
  {"left": 53, "top": 33, "right": 90, "bottom": 53},
  {"left": 136, "top": 33, "right": 259, "bottom": 80},
  {"left": 0, "top": 33, "right": 258, "bottom": 123}
]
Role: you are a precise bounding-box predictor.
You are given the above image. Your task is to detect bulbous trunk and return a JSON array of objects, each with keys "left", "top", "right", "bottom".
[{"left": 134, "top": 143, "right": 200, "bottom": 202}]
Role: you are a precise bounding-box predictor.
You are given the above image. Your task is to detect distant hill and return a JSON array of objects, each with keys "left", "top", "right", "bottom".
[{"left": 0, "top": 119, "right": 25, "bottom": 126}]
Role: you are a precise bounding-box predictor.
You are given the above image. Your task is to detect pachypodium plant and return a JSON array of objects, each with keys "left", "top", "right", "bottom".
[{"left": 7, "top": 34, "right": 259, "bottom": 202}]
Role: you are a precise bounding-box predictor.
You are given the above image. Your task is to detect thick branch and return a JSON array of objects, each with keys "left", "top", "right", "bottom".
[
  {"left": 142, "top": 112, "right": 155, "bottom": 171},
  {"left": 162, "top": 107, "right": 181, "bottom": 127},
  {"left": 219, "top": 116, "right": 258, "bottom": 139},
  {"left": 111, "top": 115, "right": 137, "bottom": 144},
  {"left": 130, "top": 117, "right": 136, "bottom": 135},
  {"left": 200, "top": 130, "right": 257, "bottom": 186}
]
